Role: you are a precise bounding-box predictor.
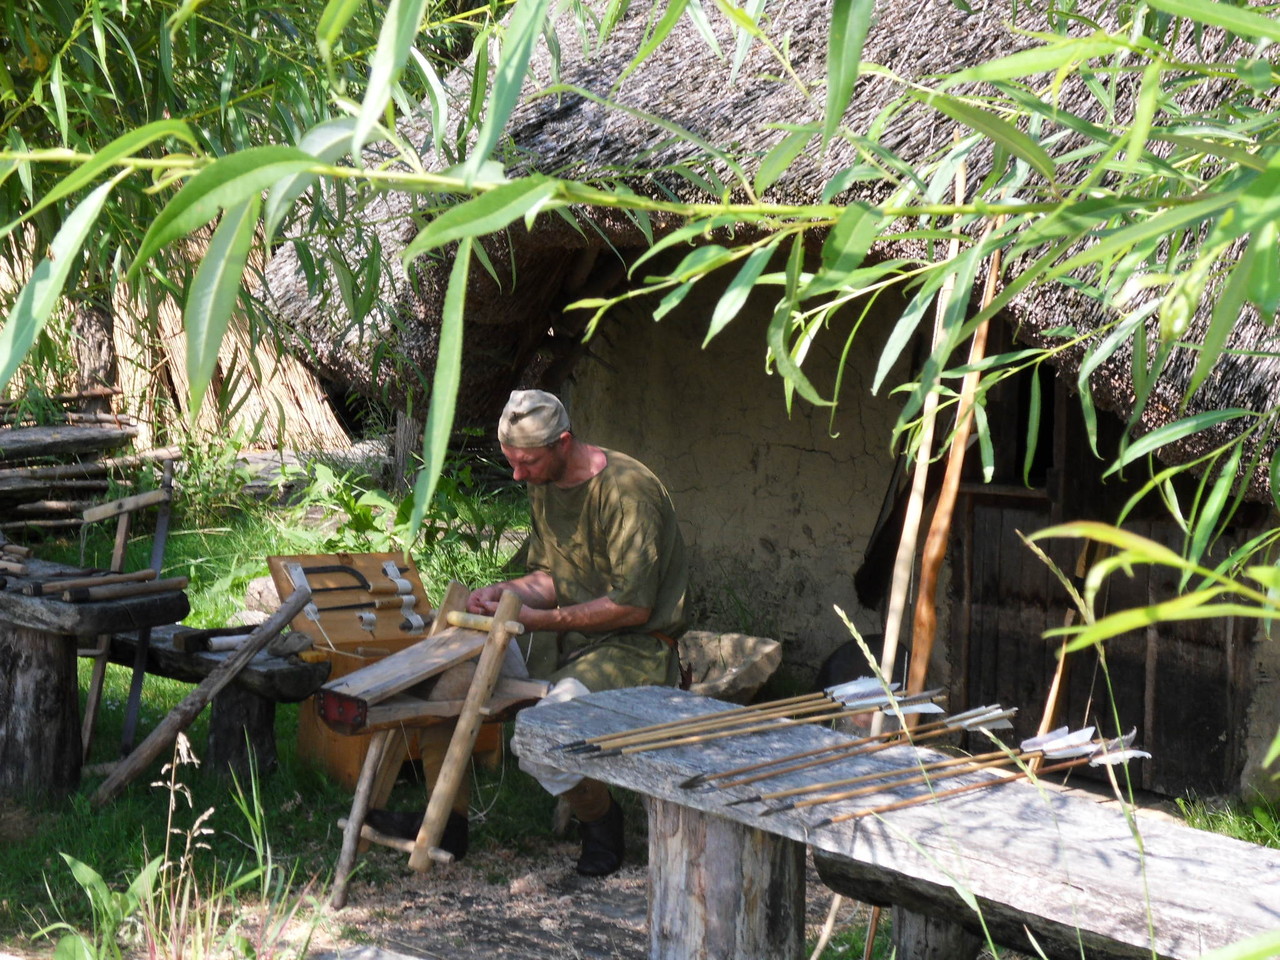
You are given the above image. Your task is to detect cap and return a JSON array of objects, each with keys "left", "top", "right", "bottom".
[{"left": 498, "top": 390, "right": 571, "bottom": 447}]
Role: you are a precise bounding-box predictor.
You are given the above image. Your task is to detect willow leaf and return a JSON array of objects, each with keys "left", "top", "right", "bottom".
[
  {"left": 0, "top": 177, "right": 118, "bottom": 394},
  {"left": 1022, "top": 366, "right": 1042, "bottom": 487},
  {"left": 2, "top": 119, "right": 194, "bottom": 240},
  {"left": 130, "top": 146, "right": 315, "bottom": 279},
  {"left": 1187, "top": 240, "right": 1252, "bottom": 401},
  {"left": 806, "top": 202, "right": 879, "bottom": 298},
  {"left": 1105, "top": 409, "right": 1251, "bottom": 476},
  {"left": 410, "top": 236, "right": 471, "bottom": 538},
  {"left": 1056, "top": 592, "right": 1256, "bottom": 653},
  {"left": 403, "top": 177, "right": 559, "bottom": 262},
  {"left": 706, "top": 245, "right": 773, "bottom": 346},
  {"left": 944, "top": 35, "right": 1125, "bottom": 85},
  {"left": 185, "top": 195, "right": 260, "bottom": 420},
  {"left": 1123, "top": 59, "right": 1163, "bottom": 176},
  {"left": 1031, "top": 521, "right": 1187, "bottom": 568},
  {"left": 619, "top": 0, "right": 689, "bottom": 87},
  {"left": 1147, "top": 0, "right": 1280, "bottom": 43},
  {"left": 754, "top": 127, "right": 815, "bottom": 197},
  {"left": 768, "top": 236, "right": 831, "bottom": 408},
  {"left": 726, "top": 0, "right": 767, "bottom": 82},
  {"left": 922, "top": 92, "right": 1055, "bottom": 180},
  {"left": 355, "top": 0, "right": 430, "bottom": 154},
  {"left": 1185, "top": 444, "right": 1242, "bottom": 581},
  {"left": 463, "top": 0, "right": 554, "bottom": 183},
  {"left": 1048, "top": 191, "right": 1238, "bottom": 279},
  {"left": 317, "top": 0, "right": 364, "bottom": 65},
  {"left": 265, "top": 117, "right": 357, "bottom": 241},
  {"left": 822, "top": 0, "right": 872, "bottom": 148}
]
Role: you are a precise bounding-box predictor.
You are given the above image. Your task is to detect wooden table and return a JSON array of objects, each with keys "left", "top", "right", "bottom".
[
  {"left": 0, "top": 558, "right": 188, "bottom": 796},
  {"left": 513, "top": 686, "right": 1280, "bottom": 960}
]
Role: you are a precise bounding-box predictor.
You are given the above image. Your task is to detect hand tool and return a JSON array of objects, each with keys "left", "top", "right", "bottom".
[
  {"left": 61, "top": 575, "right": 188, "bottom": 603},
  {"left": 25, "top": 568, "right": 156, "bottom": 597}
]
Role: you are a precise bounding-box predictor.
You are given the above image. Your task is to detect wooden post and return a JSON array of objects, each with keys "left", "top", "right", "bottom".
[
  {"left": 647, "top": 798, "right": 805, "bottom": 960},
  {"left": 891, "top": 905, "right": 981, "bottom": 960},
  {"left": 207, "top": 684, "right": 278, "bottom": 778},
  {"left": 406, "top": 589, "right": 521, "bottom": 871},
  {"left": 0, "top": 625, "right": 81, "bottom": 796},
  {"left": 331, "top": 728, "right": 392, "bottom": 909}
]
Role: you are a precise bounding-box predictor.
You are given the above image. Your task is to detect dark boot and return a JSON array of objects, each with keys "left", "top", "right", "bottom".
[
  {"left": 575, "top": 797, "right": 624, "bottom": 877},
  {"left": 364, "top": 808, "right": 469, "bottom": 861}
]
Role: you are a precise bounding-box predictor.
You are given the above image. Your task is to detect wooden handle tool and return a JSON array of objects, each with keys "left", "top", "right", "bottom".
[
  {"left": 62, "top": 576, "right": 189, "bottom": 603},
  {"left": 25, "top": 568, "right": 157, "bottom": 597}
]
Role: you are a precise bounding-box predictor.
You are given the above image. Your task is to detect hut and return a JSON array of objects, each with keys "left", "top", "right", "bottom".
[{"left": 260, "top": 0, "right": 1280, "bottom": 799}]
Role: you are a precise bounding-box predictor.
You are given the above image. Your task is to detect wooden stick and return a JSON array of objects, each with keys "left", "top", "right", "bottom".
[
  {"left": 90, "top": 576, "right": 312, "bottom": 806},
  {"left": 0, "top": 446, "right": 180, "bottom": 481},
  {"left": 576, "top": 697, "right": 861, "bottom": 754},
  {"left": 407, "top": 588, "right": 523, "bottom": 872},
  {"left": 81, "top": 510, "right": 134, "bottom": 760},
  {"left": 777, "top": 749, "right": 1031, "bottom": 812},
  {"left": 688, "top": 710, "right": 976, "bottom": 789},
  {"left": 812, "top": 756, "right": 1092, "bottom": 828},
  {"left": 0, "top": 559, "right": 28, "bottom": 575},
  {"left": 906, "top": 215, "right": 1004, "bottom": 719},
  {"left": 62, "top": 576, "right": 188, "bottom": 603},
  {"left": 26, "top": 568, "right": 156, "bottom": 597},
  {"left": 82, "top": 487, "right": 170, "bottom": 524},
  {"left": 444, "top": 610, "right": 524, "bottom": 634},
  {"left": 717, "top": 712, "right": 1008, "bottom": 796},
  {"left": 871, "top": 164, "right": 967, "bottom": 736},
  {"left": 332, "top": 729, "right": 394, "bottom": 908},
  {"left": 559, "top": 690, "right": 837, "bottom": 751}
]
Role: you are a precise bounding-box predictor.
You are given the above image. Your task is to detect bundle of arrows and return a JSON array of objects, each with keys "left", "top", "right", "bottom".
[
  {"left": 556, "top": 678, "right": 946, "bottom": 760},
  {"left": 736, "top": 725, "right": 1151, "bottom": 828}
]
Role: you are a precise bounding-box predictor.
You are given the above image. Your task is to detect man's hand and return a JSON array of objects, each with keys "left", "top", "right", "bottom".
[
  {"left": 466, "top": 571, "right": 558, "bottom": 615},
  {"left": 466, "top": 584, "right": 506, "bottom": 615}
]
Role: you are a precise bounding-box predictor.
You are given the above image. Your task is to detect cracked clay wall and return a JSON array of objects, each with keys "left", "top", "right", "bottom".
[{"left": 564, "top": 276, "right": 926, "bottom": 680}]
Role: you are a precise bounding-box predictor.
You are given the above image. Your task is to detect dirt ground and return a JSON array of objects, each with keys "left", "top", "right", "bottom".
[{"left": 311, "top": 836, "right": 872, "bottom": 960}]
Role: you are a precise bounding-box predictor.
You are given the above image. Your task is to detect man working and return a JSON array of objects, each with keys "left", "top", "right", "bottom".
[{"left": 468, "top": 389, "right": 688, "bottom": 876}]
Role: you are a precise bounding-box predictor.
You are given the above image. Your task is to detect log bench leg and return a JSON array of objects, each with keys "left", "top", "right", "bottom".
[
  {"left": 892, "top": 905, "right": 982, "bottom": 960},
  {"left": 207, "top": 684, "right": 277, "bottom": 778},
  {"left": 0, "top": 625, "right": 80, "bottom": 796},
  {"left": 647, "top": 797, "right": 805, "bottom": 960}
]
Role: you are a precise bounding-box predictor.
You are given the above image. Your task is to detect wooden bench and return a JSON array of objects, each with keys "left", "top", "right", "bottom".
[
  {"left": 512, "top": 686, "right": 1280, "bottom": 960},
  {"left": 106, "top": 623, "right": 329, "bottom": 776}
]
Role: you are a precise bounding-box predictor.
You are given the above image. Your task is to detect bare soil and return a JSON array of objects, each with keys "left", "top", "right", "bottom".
[{"left": 316, "top": 836, "right": 871, "bottom": 960}]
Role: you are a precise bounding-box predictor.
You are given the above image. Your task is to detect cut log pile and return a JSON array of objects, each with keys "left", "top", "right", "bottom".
[{"left": 0, "top": 389, "right": 177, "bottom": 534}]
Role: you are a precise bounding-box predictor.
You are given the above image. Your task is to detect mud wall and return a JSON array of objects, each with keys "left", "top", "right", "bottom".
[{"left": 562, "top": 277, "right": 930, "bottom": 681}]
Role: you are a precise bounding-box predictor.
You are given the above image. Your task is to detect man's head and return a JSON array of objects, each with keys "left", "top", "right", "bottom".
[{"left": 498, "top": 390, "right": 572, "bottom": 484}]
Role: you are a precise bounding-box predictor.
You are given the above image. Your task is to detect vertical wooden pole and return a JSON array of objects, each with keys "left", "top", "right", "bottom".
[
  {"left": 407, "top": 589, "right": 522, "bottom": 871},
  {"left": 331, "top": 728, "right": 392, "bottom": 909}
]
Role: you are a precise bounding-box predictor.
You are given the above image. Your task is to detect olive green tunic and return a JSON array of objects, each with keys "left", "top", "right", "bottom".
[{"left": 521, "top": 448, "right": 687, "bottom": 692}]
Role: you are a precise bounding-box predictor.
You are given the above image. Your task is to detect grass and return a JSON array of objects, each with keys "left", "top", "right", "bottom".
[{"left": 0, "top": 449, "right": 530, "bottom": 954}]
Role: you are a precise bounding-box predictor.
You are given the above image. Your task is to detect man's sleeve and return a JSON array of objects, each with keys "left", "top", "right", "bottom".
[{"left": 603, "top": 498, "right": 664, "bottom": 611}]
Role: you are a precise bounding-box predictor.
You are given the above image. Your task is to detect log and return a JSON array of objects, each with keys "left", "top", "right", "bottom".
[
  {"left": 81, "top": 487, "right": 170, "bottom": 524},
  {"left": 62, "top": 576, "right": 188, "bottom": 603},
  {"left": 0, "top": 567, "right": 188, "bottom": 637},
  {"left": 14, "top": 499, "right": 93, "bottom": 515},
  {"left": 0, "top": 624, "right": 81, "bottom": 797},
  {"left": 649, "top": 797, "right": 805, "bottom": 960},
  {"left": 890, "top": 905, "right": 981, "bottom": 960},
  {"left": 0, "top": 478, "right": 111, "bottom": 499},
  {"left": 90, "top": 580, "right": 312, "bottom": 805},
  {"left": 0, "top": 424, "right": 138, "bottom": 463},
  {"left": 25, "top": 569, "right": 157, "bottom": 597}
]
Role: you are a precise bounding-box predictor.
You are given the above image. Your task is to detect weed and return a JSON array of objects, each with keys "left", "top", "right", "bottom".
[{"left": 1176, "top": 796, "right": 1280, "bottom": 848}]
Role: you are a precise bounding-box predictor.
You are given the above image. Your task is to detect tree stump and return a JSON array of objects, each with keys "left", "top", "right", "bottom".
[
  {"left": 648, "top": 796, "right": 805, "bottom": 960},
  {"left": 207, "top": 684, "right": 278, "bottom": 779},
  {"left": 0, "top": 625, "right": 80, "bottom": 796}
]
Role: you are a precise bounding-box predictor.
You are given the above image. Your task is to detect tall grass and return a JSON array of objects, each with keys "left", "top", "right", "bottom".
[{"left": 0, "top": 448, "right": 528, "bottom": 954}]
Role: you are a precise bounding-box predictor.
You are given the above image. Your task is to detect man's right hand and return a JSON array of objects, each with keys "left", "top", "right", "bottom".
[{"left": 466, "top": 584, "right": 505, "bottom": 615}]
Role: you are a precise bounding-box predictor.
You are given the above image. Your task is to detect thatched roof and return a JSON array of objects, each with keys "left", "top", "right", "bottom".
[{"left": 261, "top": 0, "right": 1280, "bottom": 492}]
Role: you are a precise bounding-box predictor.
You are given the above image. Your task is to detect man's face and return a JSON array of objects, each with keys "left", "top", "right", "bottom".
[{"left": 501, "top": 436, "right": 569, "bottom": 485}]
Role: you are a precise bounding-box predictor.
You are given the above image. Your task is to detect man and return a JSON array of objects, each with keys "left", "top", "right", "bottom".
[{"left": 467, "top": 389, "right": 688, "bottom": 876}]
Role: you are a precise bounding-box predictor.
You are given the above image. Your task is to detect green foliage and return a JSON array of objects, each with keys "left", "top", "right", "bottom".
[{"left": 1177, "top": 797, "right": 1280, "bottom": 849}]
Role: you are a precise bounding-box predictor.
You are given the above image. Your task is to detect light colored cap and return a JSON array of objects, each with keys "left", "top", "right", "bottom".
[{"left": 498, "top": 390, "right": 571, "bottom": 447}]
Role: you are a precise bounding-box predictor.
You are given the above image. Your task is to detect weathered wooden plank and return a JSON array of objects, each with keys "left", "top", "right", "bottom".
[
  {"left": 0, "top": 424, "right": 137, "bottom": 463},
  {"left": 319, "top": 626, "right": 486, "bottom": 704},
  {"left": 513, "top": 687, "right": 1280, "bottom": 960},
  {"left": 0, "top": 558, "right": 188, "bottom": 637}
]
